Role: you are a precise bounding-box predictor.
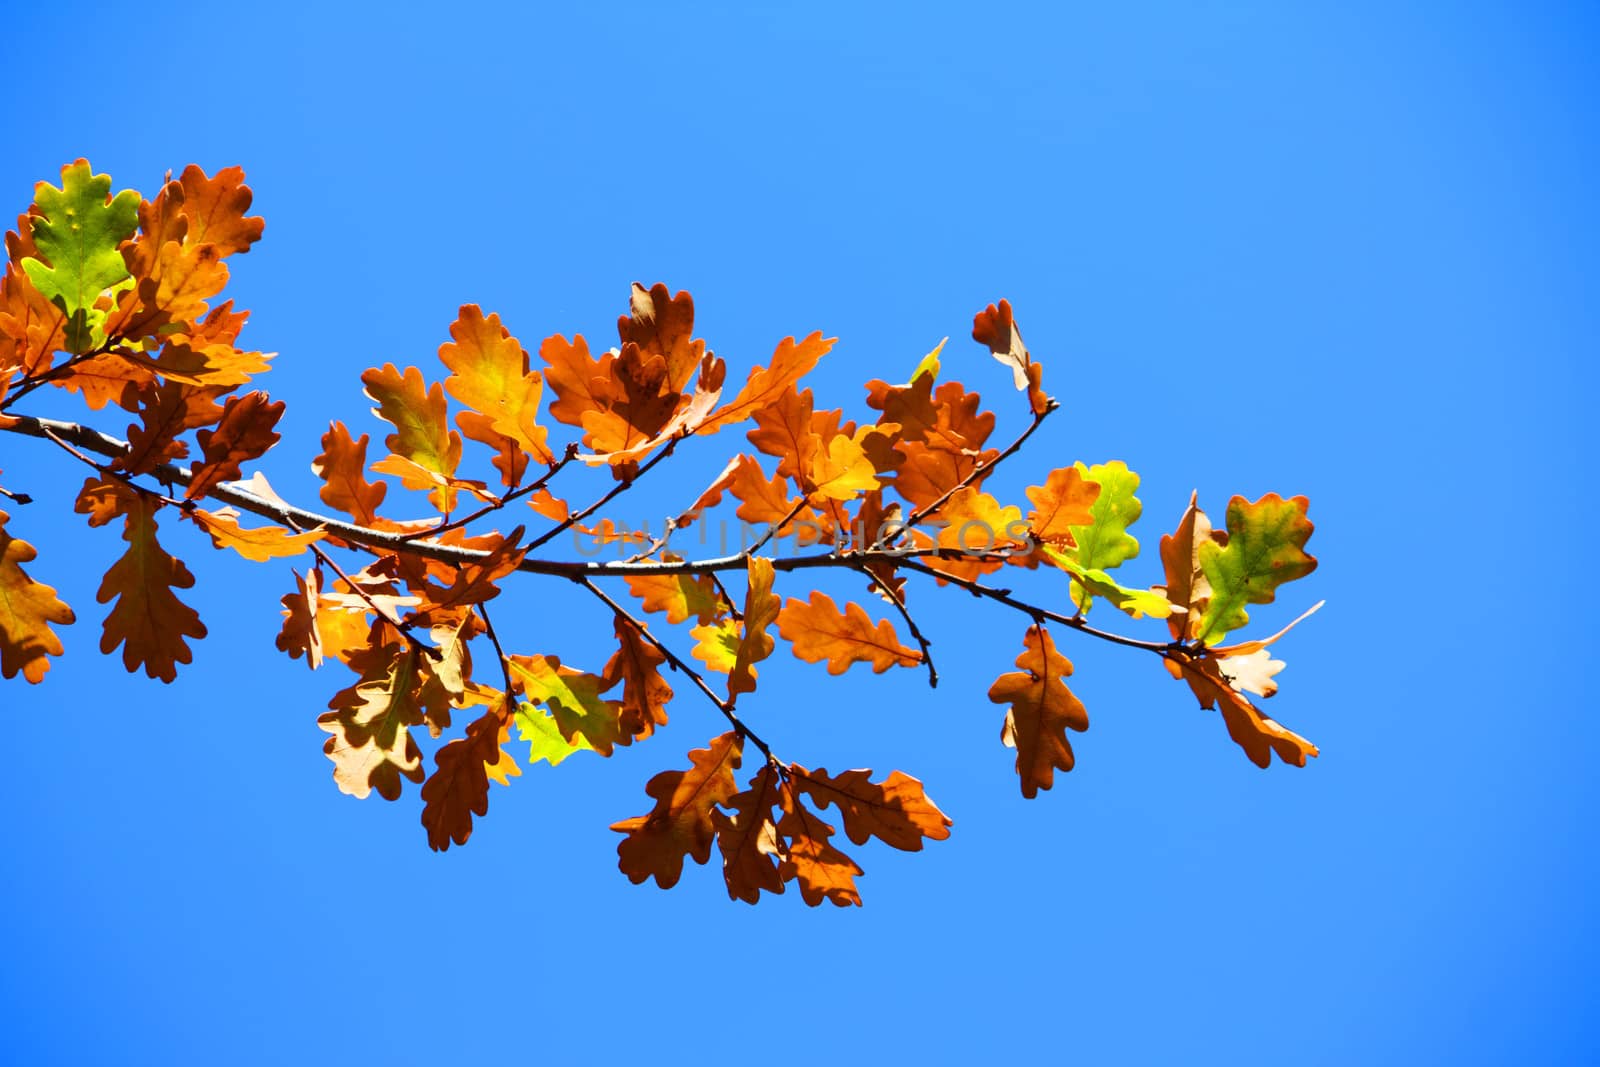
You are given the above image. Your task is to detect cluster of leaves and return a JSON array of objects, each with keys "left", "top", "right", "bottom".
[{"left": 0, "top": 161, "right": 1323, "bottom": 905}]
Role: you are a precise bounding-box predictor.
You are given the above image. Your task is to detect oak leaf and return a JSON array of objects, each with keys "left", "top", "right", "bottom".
[
  {"left": 728, "top": 557, "right": 779, "bottom": 697},
  {"left": 600, "top": 615, "right": 674, "bottom": 739},
  {"left": 986, "top": 626, "right": 1088, "bottom": 798},
  {"left": 185, "top": 390, "right": 284, "bottom": 499},
  {"left": 1175, "top": 653, "right": 1317, "bottom": 768},
  {"left": 173, "top": 165, "right": 264, "bottom": 257},
  {"left": 508, "top": 653, "right": 628, "bottom": 756},
  {"left": 361, "top": 363, "right": 463, "bottom": 511},
  {"left": 318, "top": 637, "right": 425, "bottom": 800},
  {"left": 312, "top": 421, "right": 387, "bottom": 527},
  {"left": 791, "top": 767, "right": 951, "bottom": 851},
  {"left": 421, "top": 703, "right": 506, "bottom": 851},
  {"left": 20, "top": 160, "right": 140, "bottom": 352},
  {"left": 776, "top": 780, "right": 862, "bottom": 907},
  {"left": 96, "top": 495, "right": 206, "bottom": 682},
  {"left": 777, "top": 591, "right": 921, "bottom": 675},
  {"left": 624, "top": 559, "right": 728, "bottom": 625},
  {"left": 439, "top": 303, "right": 553, "bottom": 465},
  {"left": 1194, "top": 494, "right": 1317, "bottom": 645},
  {"left": 699, "top": 332, "right": 833, "bottom": 433},
  {"left": 1025, "top": 465, "right": 1101, "bottom": 547},
  {"left": 189, "top": 507, "right": 325, "bottom": 562},
  {"left": 0, "top": 509, "right": 75, "bottom": 683},
  {"left": 712, "top": 763, "right": 785, "bottom": 904},
  {"left": 971, "top": 299, "right": 1049, "bottom": 415},
  {"left": 611, "top": 732, "right": 744, "bottom": 889}
]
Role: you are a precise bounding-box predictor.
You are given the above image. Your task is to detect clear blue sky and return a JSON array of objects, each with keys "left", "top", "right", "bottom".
[{"left": 2, "top": 2, "right": 1593, "bottom": 1064}]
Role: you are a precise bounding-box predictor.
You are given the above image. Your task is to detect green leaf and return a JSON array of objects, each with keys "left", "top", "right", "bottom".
[
  {"left": 1195, "top": 493, "right": 1317, "bottom": 644},
  {"left": 514, "top": 704, "right": 594, "bottom": 767},
  {"left": 1041, "top": 546, "right": 1175, "bottom": 620},
  {"left": 1065, "top": 460, "right": 1142, "bottom": 611},
  {"left": 21, "top": 160, "right": 140, "bottom": 353}
]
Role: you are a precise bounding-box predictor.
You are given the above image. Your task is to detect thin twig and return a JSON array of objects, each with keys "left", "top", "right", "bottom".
[
  {"left": 573, "top": 575, "right": 774, "bottom": 763},
  {"left": 477, "top": 601, "right": 515, "bottom": 695},
  {"left": 526, "top": 436, "right": 680, "bottom": 551},
  {"left": 744, "top": 496, "right": 808, "bottom": 558},
  {"left": 900, "top": 558, "right": 1172, "bottom": 654},
  {"left": 854, "top": 560, "right": 937, "bottom": 687},
  {"left": 1, "top": 339, "right": 118, "bottom": 411},
  {"left": 397, "top": 442, "right": 578, "bottom": 542}
]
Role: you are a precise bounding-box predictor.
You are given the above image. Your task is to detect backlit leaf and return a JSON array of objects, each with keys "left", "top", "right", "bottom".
[
  {"left": 1195, "top": 493, "right": 1318, "bottom": 645},
  {"left": 96, "top": 494, "right": 206, "bottom": 682},
  {"left": 986, "top": 626, "right": 1088, "bottom": 798},
  {"left": 777, "top": 591, "right": 921, "bottom": 675},
  {"left": 0, "top": 509, "right": 75, "bottom": 683},
  {"left": 611, "top": 732, "right": 743, "bottom": 889},
  {"left": 21, "top": 160, "right": 140, "bottom": 351},
  {"left": 728, "top": 556, "right": 779, "bottom": 697},
  {"left": 792, "top": 767, "right": 951, "bottom": 852}
]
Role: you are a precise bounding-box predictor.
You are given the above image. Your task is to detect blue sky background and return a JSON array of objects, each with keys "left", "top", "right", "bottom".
[{"left": 2, "top": 2, "right": 1593, "bottom": 1064}]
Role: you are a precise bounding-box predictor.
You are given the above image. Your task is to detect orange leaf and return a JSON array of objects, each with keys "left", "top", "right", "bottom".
[
  {"left": 728, "top": 556, "right": 779, "bottom": 697},
  {"left": 726, "top": 454, "right": 804, "bottom": 528},
  {"left": 439, "top": 304, "right": 554, "bottom": 465},
  {"left": 361, "top": 363, "right": 463, "bottom": 511},
  {"left": 792, "top": 767, "right": 951, "bottom": 852},
  {"left": 189, "top": 507, "right": 325, "bottom": 562},
  {"left": 411, "top": 527, "right": 526, "bottom": 625},
  {"left": 0, "top": 263, "right": 66, "bottom": 377},
  {"left": 618, "top": 282, "right": 706, "bottom": 394},
  {"left": 185, "top": 390, "right": 284, "bottom": 499},
  {"left": 539, "top": 332, "right": 616, "bottom": 429},
  {"left": 699, "top": 331, "right": 833, "bottom": 433},
  {"left": 807, "top": 426, "right": 883, "bottom": 503},
  {"left": 712, "top": 763, "right": 785, "bottom": 904},
  {"left": 0, "top": 508, "right": 75, "bottom": 683},
  {"left": 73, "top": 475, "right": 138, "bottom": 528},
  {"left": 1025, "top": 465, "right": 1101, "bottom": 547},
  {"left": 986, "top": 626, "right": 1088, "bottom": 798},
  {"left": 776, "top": 779, "right": 862, "bottom": 907},
  {"left": 777, "top": 591, "right": 921, "bottom": 675},
  {"left": 1158, "top": 491, "right": 1214, "bottom": 642},
  {"left": 312, "top": 421, "right": 387, "bottom": 527},
  {"left": 611, "top": 732, "right": 744, "bottom": 889},
  {"left": 623, "top": 559, "right": 728, "bottom": 625},
  {"left": 174, "top": 164, "right": 264, "bottom": 257},
  {"left": 96, "top": 495, "right": 206, "bottom": 682}
]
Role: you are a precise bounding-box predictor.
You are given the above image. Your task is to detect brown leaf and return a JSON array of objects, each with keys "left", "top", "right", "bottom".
[
  {"left": 986, "top": 625, "right": 1088, "bottom": 798},
  {"left": 188, "top": 507, "right": 325, "bottom": 562},
  {"left": 600, "top": 615, "right": 673, "bottom": 740},
  {"left": 96, "top": 494, "right": 206, "bottom": 682},
  {"left": 619, "top": 282, "right": 706, "bottom": 394},
  {"left": 175, "top": 164, "right": 264, "bottom": 257},
  {"left": 972, "top": 299, "right": 1049, "bottom": 415},
  {"left": 421, "top": 702, "right": 508, "bottom": 851},
  {"left": 777, "top": 591, "right": 921, "bottom": 675},
  {"left": 611, "top": 732, "right": 744, "bottom": 889},
  {"left": 1175, "top": 653, "right": 1318, "bottom": 768},
  {"left": 118, "top": 381, "right": 225, "bottom": 475},
  {"left": 318, "top": 636, "right": 425, "bottom": 800},
  {"left": 312, "top": 421, "right": 387, "bottom": 527},
  {"left": 185, "top": 390, "right": 284, "bottom": 499},
  {"left": 712, "top": 763, "right": 785, "bottom": 904},
  {"left": 776, "top": 780, "right": 862, "bottom": 907},
  {"left": 0, "top": 508, "right": 75, "bottom": 683},
  {"left": 792, "top": 767, "right": 951, "bottom": 852},
  {"left": 276, "top": 567, "right": 325, "bottom": 670}
]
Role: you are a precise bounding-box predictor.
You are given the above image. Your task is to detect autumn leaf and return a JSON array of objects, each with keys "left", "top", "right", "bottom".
[
  {"left": 118, "top": 380, "right": 225, "bottom": 475},
  {"left": 1025, "top": 465, "right": 1101, "bottom": 547},
  {"left": 97, "top": 494, "right": 206, "bottom": 682},
  {"left": 0, "top": 509, "right": 75, "bottom": 683},
  {"left": 174, "top": 165, "right": 264, "bottom": 257},
  {"left": 185, "top": 390, "right": 284, "bottom": 499},
  {"left": 0, "top": 263, "right": 67, "bottom": 376},
  {"left": 619, "top": 282, "right": 706, "bottom": 393},
  {"left": 776, "top": 780, "right": 862, "bottom": 907},
  {"left": 986, "top": 626, "right": 1088, "bottom": 798},
  {"left": 318, "top": 637, "right": 425, "bottom": 800},
  {"left": 422, "top": 703, "right": 507, "bottom": 851},
  {"left": 712, "top": 763, "right": 785, "bottom": 904},
  {"left": 971, "top": 299, "right": 1049, "bottom": 415},
  {"left": 728, "top": 556, "right": 779, "bottom": 697},
  {"left": 190, "top": 507, "right": 325, "bottom": 562},
  {"left": 791, "top": 767, "right": 951, "bottom": 851},
  {"left": 699, "top": 332, "right": 833, "bottom": 433},
  {"left": 361, "top": 363, "right": 463, "bottom": 511},
  {"left": 611, "top": 732, "right": 743, "bottom": 889},
  {"left": 1174, "top": 652, "right": 1317, "bottom": 768},
  {"left": 1038, "top": 546, "right": 1175, "bottom": 620},
  {"left": 601, "top": 615, "right": 673, "bottom": 739},
  {"left": 438, "top": 303, "right": 553, "bottom": 466},
  {"left": 410, "top": 527, "right": 526, "bottom": 625},
  {"left": 21, "top": 160, "right": 140, "bottom": 352},
  {"left": 1157, "top": 491, "right": 1216, "bottom": 642},
  {"left": 1194, "top": 493, "right": 1317, "bottom": 645},
  {"left": 807, "top": 426, "right": 884, "bottom": 502},
  {"left": 276, "top": 567, "right": 325, "bottom": 670},
  {"left": 624, "top": 558, "right": 728, "bottom": 625},
  {"left": 745, "top": 386, "right": 820, "bottom": 481},
  {"left": 312, "top": 421, "right": 387, "bottom": 527},
  {"left": 508, "top": 653, "right": 628, "bottom": 756},
  {"left": 690, "top": 617, "right": 740, "bottom": 675},
  {"left": 777, "top": 591, "right": 921, "bottom": 675}
]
